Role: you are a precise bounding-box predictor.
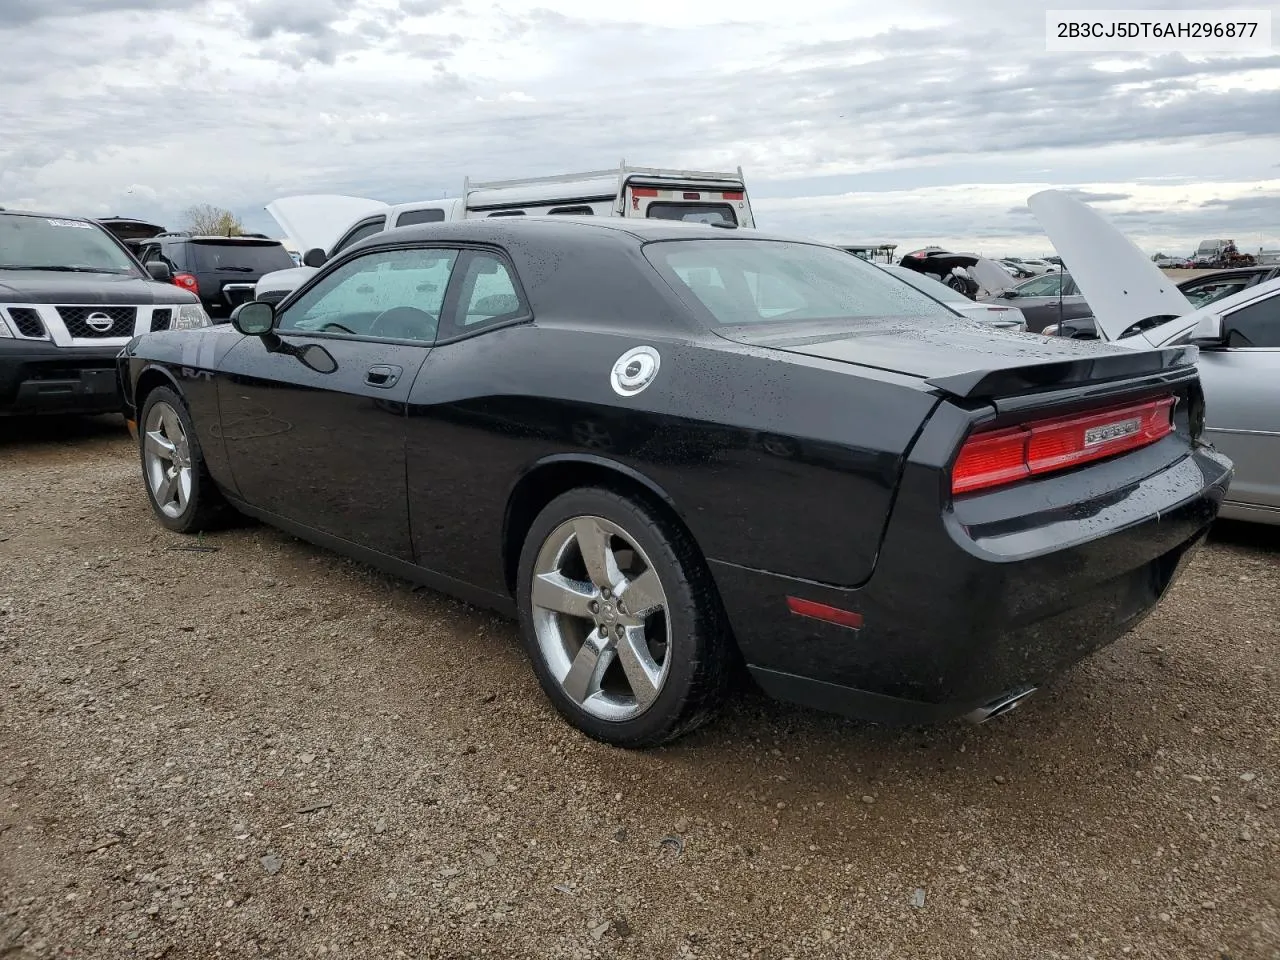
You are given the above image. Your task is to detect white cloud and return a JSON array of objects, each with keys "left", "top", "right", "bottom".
[{"left": 0, "top": 0, "right": 1277, "bottom": 256}]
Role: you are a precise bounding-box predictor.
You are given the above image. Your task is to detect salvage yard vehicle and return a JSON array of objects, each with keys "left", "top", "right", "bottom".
[
  {"left": 980, "top": 271, "right": 1093, "bottom": 333},
  {"left": 0, "top": 207, "right": 211, "bottom": 416},
  {"left": 1029, "top": 190, "right": 1279, "bottom": 526},
  {"left": 1041, "top": 266, "right": 1280, "bottom": 339},
  {"left": 877, "top": 264, "right": 1027, "bottom": 330},
  {"left": 254, "top": 161, "right": 754, "bottom": 305},
  {"left": 896, "top": 248, "right": 1015, "bottom": 301},
  {"left": 118, "top": 217, "right": 1231, "bottom": 747},
  {"left": 136, "top": 232, "right": 296, "bottom": 319}
]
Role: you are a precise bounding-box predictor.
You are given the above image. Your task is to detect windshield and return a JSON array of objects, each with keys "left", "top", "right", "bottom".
[
  {"left": 880, "top": 264, "right": 970, "bottom": 305},
  {"left": 644, "top": 239, "right": 957, "bottom": 326},
  {"left": 0, "top": 213, "right": 138, "bottom": 274},
  {"left": 190, "top": 240, "right": 296, "bottom": 273},
  {"left": 1183, "top": 277, "right": 1257, "bottom": 308}
]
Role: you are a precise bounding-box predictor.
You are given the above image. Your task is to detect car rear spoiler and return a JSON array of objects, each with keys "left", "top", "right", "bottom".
[{"left": 924, "top": 343, "right": 1200, "bottom": 404}]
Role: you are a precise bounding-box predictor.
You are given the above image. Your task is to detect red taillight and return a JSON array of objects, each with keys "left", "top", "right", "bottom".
[
  {"left": 630, "top": 187, "right": 658, "bottom": 198},
  {"left": 722, "top": 191, "right": 743, "bottom": 201},
  {"left": 173, "top": 273, "right": 199, "bottom": 296},
  {"left": 951, "top": 396, "right": 1175, "bottom": 496}
]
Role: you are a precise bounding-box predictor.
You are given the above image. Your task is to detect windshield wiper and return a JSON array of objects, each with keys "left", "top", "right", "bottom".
[
  {"left": 0, "top": 264, "right": 128, "bottom": 273},
  {"left": 217, "top": 266, "right": 256, "bottom": 272}
]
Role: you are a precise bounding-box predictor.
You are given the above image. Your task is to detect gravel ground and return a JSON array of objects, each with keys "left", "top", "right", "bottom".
[{"left": 1, "top": 416, "right": 1277, "bottom": 960}]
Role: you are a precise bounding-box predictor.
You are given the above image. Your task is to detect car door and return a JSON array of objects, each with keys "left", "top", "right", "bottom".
[
  {"left": 1003, "top": 274, "right": 1079, "bottom": 331},
  {"left": 217, "top": 244, "right": 460, "bottom": 561},
  {"left": 1195, "top": 290, "right": 1280, "bottom": 514},
  {"left": 402, "top": 247, "right": 534, "bottom": 587}
]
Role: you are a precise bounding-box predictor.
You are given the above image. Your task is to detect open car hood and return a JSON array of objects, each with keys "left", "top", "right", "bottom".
[
  {"left": 1027, "top": 190, "right": 1194, "bottom": 344},
  {"left": 264, "top": 194, "right": 388, "bottom": 255}
]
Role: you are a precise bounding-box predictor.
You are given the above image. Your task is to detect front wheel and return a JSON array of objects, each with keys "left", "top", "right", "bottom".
[
  {"left": 138, "top": 386, "right": 229, "bottom": 533},
  {"left": 516, "top": 487, "right": 732, "bottom": 748}
]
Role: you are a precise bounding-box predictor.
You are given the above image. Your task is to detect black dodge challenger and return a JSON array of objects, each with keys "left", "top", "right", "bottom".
[{"left": 118, "top": 217, "right": 1232, "bottom": 747}]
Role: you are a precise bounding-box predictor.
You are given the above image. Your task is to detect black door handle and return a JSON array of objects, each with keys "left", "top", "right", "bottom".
[{"left": 365, "top": 364, "right": 402, "bottom": 388}]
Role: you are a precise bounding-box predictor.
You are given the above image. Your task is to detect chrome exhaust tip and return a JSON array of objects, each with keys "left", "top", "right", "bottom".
[{"left": 963, "top": 686, "right": 1038, "bottom": 725}]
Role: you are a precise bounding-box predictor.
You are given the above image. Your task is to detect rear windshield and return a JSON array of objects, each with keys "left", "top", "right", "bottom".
[
  {"left": 190, "top": 240, "right": 295, "bottom": 273},
  {"left": 644, "top": 239, "right": 956, "bottom": 326},
  {"left": 0, "top": 213, "right": 137, "bottom": 275},
  {"left": 646, "top": 203, "right": 737, "bottom": 226}
]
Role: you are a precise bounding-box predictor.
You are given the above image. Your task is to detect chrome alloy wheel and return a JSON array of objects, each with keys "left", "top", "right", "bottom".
[
  {"left": 530, "top": 516, "right": 671, "bottom": 722},
  {"left": 143, "top": 400, "right": 193, "bottom": 519}
]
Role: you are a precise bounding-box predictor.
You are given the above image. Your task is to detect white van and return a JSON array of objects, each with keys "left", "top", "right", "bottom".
[{"left": 254, "top": 162, "right": 753, "bottom": 304}]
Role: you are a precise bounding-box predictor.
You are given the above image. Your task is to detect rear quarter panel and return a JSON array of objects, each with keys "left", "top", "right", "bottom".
[{"left": 403, "top": 320, "right": 938, "bottom": 594}]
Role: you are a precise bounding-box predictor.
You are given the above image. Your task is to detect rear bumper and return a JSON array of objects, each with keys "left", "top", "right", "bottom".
[
  {"left": 0, "top": 340, "right": 124, "bottom": 416},
  {"left": 710, "top": 443, "right": 1232, "bottom": 725}
]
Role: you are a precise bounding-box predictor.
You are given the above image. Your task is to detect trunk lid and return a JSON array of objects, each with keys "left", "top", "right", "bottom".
[{"left": 721, "top": 314, "right": 1198, "bottom": 400}]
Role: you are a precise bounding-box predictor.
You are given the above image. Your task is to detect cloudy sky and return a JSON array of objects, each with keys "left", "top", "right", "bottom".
[{"left": 2, "top": 0, "right": 1278, "bottom": 256}]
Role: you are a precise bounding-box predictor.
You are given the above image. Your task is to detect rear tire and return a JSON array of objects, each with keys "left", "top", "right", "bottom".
[
  {"left": 138, "top": 386, "right": 229, "bottom": 534},
  {"left": 516, "top": 486, "right": 731, "bottom": 748}
]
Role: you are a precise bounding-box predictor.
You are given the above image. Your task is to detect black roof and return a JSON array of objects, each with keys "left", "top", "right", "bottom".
[{"left": 343, "top": 215, "right": 813, "bottom": 258}]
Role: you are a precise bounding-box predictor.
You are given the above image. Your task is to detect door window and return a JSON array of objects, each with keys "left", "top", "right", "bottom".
[
  {"left": 331, "top": 217, "right": 387, "bottom": 255},
  {"left": 1014, "top": 274, "right": 1064, "bottom": 297},
  {"left": 1222, "top": 294, "right": 1280, "bottom": 348},
  {"left": 277, "top": 247, "right": 458, "bottom": 343}
]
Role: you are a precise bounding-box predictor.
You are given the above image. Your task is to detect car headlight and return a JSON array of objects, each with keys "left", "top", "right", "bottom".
[
  {"left": 0, "top": 311, "right": 12, "bottom": 338},
  {"left": 172, "top": 303, "right": 212, "bottom": 330}
]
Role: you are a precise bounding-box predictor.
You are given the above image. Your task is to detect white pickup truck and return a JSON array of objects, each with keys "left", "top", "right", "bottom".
[{"left": 254, "top": 162, "right": 755, "bottom": 305}]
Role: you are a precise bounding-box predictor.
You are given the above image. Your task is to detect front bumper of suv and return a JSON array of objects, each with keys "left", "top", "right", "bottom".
[{"left": 0, "top": 340, "right": 124, "bottom": 416}]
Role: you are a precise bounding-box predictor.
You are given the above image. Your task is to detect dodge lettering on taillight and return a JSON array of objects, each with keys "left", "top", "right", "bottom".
[{"left": 1083, "top": 417, "right": 1142, "bottom": 447}]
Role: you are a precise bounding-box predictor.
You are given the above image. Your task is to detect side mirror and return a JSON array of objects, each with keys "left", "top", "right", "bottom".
[
  {"left": 999, "top": 289, "right": 1019, "bottom": 299},
  {"left": 1188, "top": 312, "right": 1226, "bottom": 346},
  {"left": 302, "top": 248, "right": 328, "bottom": 268},
  {"left": 230, "top": 301, "right": 275, "bottom": 336},
  {"left": 146, "top": 261, "right": 172, "bottom": 282}
]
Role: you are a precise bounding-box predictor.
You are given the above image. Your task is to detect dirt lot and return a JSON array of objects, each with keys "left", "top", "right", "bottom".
[{"left": 1, "top": 417, "right": 1277, "bottom": 960}]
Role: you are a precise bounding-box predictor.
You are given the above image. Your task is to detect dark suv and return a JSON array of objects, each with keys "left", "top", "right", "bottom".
[{"left": 136, "top": 233, "right": 295, "bottom": 320}]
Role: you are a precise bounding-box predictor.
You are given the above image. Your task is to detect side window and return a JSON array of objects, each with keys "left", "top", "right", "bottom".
[
  {"left": 277, "top": 247, "right": 458, "bottom": 343},
  {"left": 158, "top": 241, "right": 185, "bottom": 271},
  {"left": 331, "top": 217, "right": 386, "bottom": 255},
  {"left": 1016, "top": 274, "right": 1061, "bottom": 297},
  {"left": 395, "top": 208, "right": 445, "bottom": 227},
  {"left": 1222, "top": 296, "right": 1280, "bottom": 348},
  {"left": 443, "top": 251, "right": 527, "bottom": 334},
  {"left": 486, "top": 210, "right": 525, "bottom": 218},
  {"left": 547, "top": 205, "right": 594, "bottom": 215}
]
